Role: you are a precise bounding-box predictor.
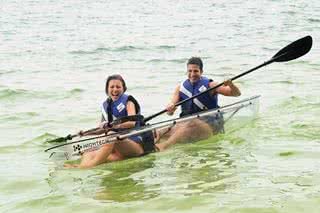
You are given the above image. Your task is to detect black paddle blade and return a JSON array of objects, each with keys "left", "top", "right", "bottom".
[
  {"left": 46, "top": 137, "right": 67, "bottom": 143},
  {"left": 46, "top": 134, "right": 72, "bottom": 143},
  {"left": 272, "top": 35, "right": 312, "bottom": 62}
]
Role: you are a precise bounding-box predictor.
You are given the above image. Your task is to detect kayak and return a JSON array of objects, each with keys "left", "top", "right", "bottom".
[
  {"left": 47, "top": 95, "right": 260, "bottom": 160},
  {"left": 46, "top": 95, "right": 260, "bottom": 161}
]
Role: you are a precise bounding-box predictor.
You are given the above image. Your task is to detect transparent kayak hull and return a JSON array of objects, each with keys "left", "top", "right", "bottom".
[{"left": 48, "top": 95, "right": 260, "bottom": 160}]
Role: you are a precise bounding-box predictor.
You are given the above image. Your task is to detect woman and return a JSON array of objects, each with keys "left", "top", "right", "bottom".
[{"left": 65, "top": 74, "right": 156, "bottom": 168}]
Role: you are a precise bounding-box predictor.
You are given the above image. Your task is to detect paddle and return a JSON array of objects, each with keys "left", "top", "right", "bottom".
[
  {"left": 46, "top": 114, "right": 144, "bottom": 143},
  {"left": 143, "top": 35, "right": 313, "bottom": 123}
]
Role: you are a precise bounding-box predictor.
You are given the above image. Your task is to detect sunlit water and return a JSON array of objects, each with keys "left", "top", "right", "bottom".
[{"left": 1, "top": 0, "right": 320, "bottom": 212}]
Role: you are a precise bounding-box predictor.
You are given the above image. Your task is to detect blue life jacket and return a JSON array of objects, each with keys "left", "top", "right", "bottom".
[
  {"left": 179, "top": 76, "right": 218, "bottom": 116},
  {"left": 101, "top": 94, "right": 150, "bottom": 145},
  {"left": 101, "top": 94, "right": 141, "bottom": 127}
]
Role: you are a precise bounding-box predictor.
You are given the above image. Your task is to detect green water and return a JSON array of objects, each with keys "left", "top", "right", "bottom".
[{"left": 1, "top": 0, "right": 320, "bottom": 212}]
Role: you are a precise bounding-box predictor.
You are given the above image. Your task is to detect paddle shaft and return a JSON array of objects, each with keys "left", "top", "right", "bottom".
[
  {"left": 47, "top": 114, "right": 144, "bottom": 143},
  {"left": 67, "top": 127, "right": 100, "bottom": 139}
]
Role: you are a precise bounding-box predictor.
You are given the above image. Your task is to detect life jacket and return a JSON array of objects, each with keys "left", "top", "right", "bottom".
[
  {"left": 101, "top": 94, "right": 141, "bottom": 126},
  {"left": 179, "top": 76, "right": 218, "bottom": 116}
]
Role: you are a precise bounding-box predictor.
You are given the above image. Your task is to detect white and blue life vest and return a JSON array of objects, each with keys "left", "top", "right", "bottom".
[
  {"left": 179, "top": 76, "right": 218, "bottom": 116},
  {"left": 102, "top": 94, "right": 129, "bottom": 122},
  {"left": 101, "top": 94, "right": 145, "bottom": 144},
  {"left": 101, "top": 94, "right": 141, "bottom": 124}
]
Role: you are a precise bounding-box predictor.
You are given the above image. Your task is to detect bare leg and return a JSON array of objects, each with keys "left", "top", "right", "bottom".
[
  {"left": 63, "top": 133, "right": 147, "bottom": 169},
  {"left": 79, "top": 143, "right": 115, "bottom": 168},
  {"left": 114, "top": 139, "right": 144, "bottom": 157},
  {"left": 106, "top": 148, "right": 125, "bottom": 162},
  {"left": 64, "top": 143, "right": 115, "bottom": 169},
  {"left": 154, "top": 126, "right": 174, "bottom": 143},
  {"left": 156, "top": 119, "right": 213, "bottom": 151}
]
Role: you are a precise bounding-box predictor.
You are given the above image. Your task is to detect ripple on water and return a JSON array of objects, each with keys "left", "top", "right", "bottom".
[
  {"left": 0, "top": 87, "right": 84, "bottom": 102},
  {"left": 278, "top": 151, "right": 296, "bottom": 157},
  {"left": 69, "top": 45, "right": 147, "bottom": 55},
  {"left": 0, "top": 69, "right": 23, "bottom": 75},
  {"left": 68, "top": 88, "right": 84, "bottom": 95},
  {"left": 155, "top": 45, "right": 176, "bottom": 50},
  {"left": 269, "top": 80, "right": 294, "bottom": 85},
  {"left": 0, "top": 88, "right": 29, "bottom": 99},
  {"left": 308, "top": 18, "right": 320, "bottom": 23},
  {"left": 0, "top": 132, "right": 59, "bottom": 154},
  {"left": 0, "top": 111, "right": 39, "bottom": 122},
  {"left": 147, "top": 58, "right": 188, "bottom": 64},
  {"left": 255, "top": 96, "right": 320, "bottom": 141}
]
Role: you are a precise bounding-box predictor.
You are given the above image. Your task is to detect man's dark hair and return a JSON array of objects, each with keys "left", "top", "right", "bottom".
[{"left": 187, "top": 57, "right": 203, "bottom": 71}]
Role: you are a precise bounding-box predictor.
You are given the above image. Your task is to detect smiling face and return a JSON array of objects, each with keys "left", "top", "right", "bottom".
[
  {"left": 187, "top": 64, "right": 203, "bottom": 83},
  {"left": 107, "top": 79, "right": 124, "bottom": 100}
]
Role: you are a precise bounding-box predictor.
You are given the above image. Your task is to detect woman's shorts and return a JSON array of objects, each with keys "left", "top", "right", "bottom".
[{"left": 129, "top": 130, "right": 156, "bottom": 154}]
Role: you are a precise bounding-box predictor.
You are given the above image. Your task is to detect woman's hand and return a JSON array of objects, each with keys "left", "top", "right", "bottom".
[
  {"left": 99, "top": 121, "right": 111, "bottom": 129},
  {"left": 78, "top": 130, "right": 85, "bottom": 137}
]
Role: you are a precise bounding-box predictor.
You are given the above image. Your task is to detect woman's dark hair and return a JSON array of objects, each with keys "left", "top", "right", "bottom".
[
  {"left": 187, "top": 57, "right": 203, "bottom": 71},
  {"left": 105, "top": 74, "right": 127, "bottom": 95}
]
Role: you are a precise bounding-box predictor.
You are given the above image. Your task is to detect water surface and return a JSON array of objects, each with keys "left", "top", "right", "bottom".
[{"left": 1, "top": 0, "right": 319, "bottom": 212}]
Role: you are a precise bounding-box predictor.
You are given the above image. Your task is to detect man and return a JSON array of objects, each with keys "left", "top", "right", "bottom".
[{"left": 156, "top": 57, "right": 241, "bottom": 151}]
